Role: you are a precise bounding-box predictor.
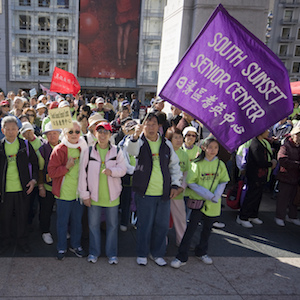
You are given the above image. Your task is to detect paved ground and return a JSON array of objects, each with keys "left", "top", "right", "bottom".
[{"left": 0, "top": 190, "right": 300, "bottom": 299}]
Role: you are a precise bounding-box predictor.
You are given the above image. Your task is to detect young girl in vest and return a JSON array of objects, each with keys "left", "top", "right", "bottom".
[{"left": 171, "top": 137, "right": 230, "bottom": 268}]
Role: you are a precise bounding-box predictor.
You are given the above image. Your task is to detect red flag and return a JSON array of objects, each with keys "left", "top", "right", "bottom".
[
  {"left": 50, "top": 67, "right": 81, "bottom": 96},
  {"left": 290, "top": 81, "right": 300, "bottom": 95}
]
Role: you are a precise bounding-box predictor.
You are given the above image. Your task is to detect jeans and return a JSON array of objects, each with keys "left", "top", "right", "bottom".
[
  {"left": 135, "top": 194, "right": 170, "bottom": 258},
  {"left": 88, "top": 205, "right": 118, "bottom": 258},
  {"left": 176, "top": 209, "right": 215, "bottom": 263},
  {"left": 56, "top": 199, "right": 84, "bottom": 252}
]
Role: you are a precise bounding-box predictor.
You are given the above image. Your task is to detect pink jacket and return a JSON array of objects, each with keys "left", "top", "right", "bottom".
[{"left": 78, "top": 143, "right": 127, "bottom": 203}]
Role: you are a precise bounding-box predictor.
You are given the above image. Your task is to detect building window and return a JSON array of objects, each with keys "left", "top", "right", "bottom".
[
  {"left": 38, "top": 0, "right": 50, "bottom": 7},
  {"left": 279, "top": 45, "right": 288, "bottom": 56},
  {"left": 57, "top": 39, "right": 68, "bottom": 54},
  {"left": 292, "top": 62, "right": 300, "bottom": 73},
  {"left": 284, "top": 9, "right": 293, "bottom": 22},
  {"left": 295, "top": 46, "right": 300, "bottom": 56},
  {"left": 281, "top": 27, "right": 291, "bottom": 39},
  {"left": 39, "top": 61, "right": 50, "bottom": 76},
  {"left": 38, "top": 39, "right": 50, "bottom": 54},
  {"left": 19, "top": 38, "right": 31, "bottom": 53},
  {"left": 19, "top": 15, "right": 31, "bottom": 30},
  {"left": 38, "top": 17, "right": 50, "bottom": 31},
  {"left": 57, "top": 0, "right": 69, "bottom": 8},
  {"left": 57, "top": 18, "right": 69, "bottom": 32},
  {"left": 297, "top": 28, "right": 300, "bottom": 39},
  {"left": 19, "top": 0, "right": 31, "bottom": 6},
  {"left": 57, "top": 62, "right": 68, "bottom": 71},
  {"left": 20, "top": 61, "right": 31, "bottom": 76}
]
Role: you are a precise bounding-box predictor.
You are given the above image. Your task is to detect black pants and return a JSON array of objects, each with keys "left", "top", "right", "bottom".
[
  {"left": 176, "top": 209, "right": 215, "bottom": 263},
  {"left": 239, "top": 181, "right": 264, "bottom": 221},
  {"left": 39, "top": 190, "right": 56, "bottom": 233},
  {"left": 0, "top": 192, "right": 30, "bottom": 246}
]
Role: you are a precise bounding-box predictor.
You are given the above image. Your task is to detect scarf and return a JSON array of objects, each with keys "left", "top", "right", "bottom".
[{"left": 61, "top": 135, "right": 88, "bottom": 162}]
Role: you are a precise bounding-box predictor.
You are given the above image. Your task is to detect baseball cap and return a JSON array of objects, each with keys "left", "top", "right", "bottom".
[
  {"left": 96, "top": 97, "right": 104, "bottom": 104},
  {"left": 0, "top": 100, "right": 10, "bottom": 106},
  {"left": 49, "top": 101, "right": 59, "bottom": 109},
  {"left": 95, "top": 121, "right": 112, "bottom": 132},
  {"left": 36, "top": 103, "right": 47, "bottom": 110}
]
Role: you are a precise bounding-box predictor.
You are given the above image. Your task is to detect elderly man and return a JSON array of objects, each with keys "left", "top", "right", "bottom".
[
  {"left": 124, "top": 112, "right": 181, "bottom": 267},
  {"left": 0, "top": 116, "right": 38, "bottom": 254}
]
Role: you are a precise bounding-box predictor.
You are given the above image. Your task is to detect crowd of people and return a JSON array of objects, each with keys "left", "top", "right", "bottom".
[{"left": 0, "top": 88, "right": 299, "bottom": 269}]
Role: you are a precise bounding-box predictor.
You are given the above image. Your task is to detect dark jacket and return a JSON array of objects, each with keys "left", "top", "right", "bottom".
[
  {"left": 38, "top": 141, "right": 53, "bottom": 186},
  {"left": 246, "top": 137, "right": 272, "bottom": 183},
  {"left": 277, "top": 137, "right": 300, "bottom": 185},
  {"left": 130, "top": 134, "right": 180, "bottom": 200},
  {"left": 0, "top": 137, "right": 38, "bottom": 201}
]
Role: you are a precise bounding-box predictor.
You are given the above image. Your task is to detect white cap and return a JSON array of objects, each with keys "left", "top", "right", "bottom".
[
  {"left": 96, "top": 97, "right": 104, "bottom": 104},
  {"left": 38, "top": 95, "right": 47, "bottom": 102},
  {"left": 20, "top": 122, "right": 34, "bottom": 135},
  {"left": 58, "top": 100, "right": 70, "bottom": 108},
  {"left": 182, "top": 126, "right": 198, "bottom": 138},
  {"left": 36, "top": 103, "right": 47, "bottom": 110},
  {"left": 43, "top": 122, "right": 62, "bottom": 135}
]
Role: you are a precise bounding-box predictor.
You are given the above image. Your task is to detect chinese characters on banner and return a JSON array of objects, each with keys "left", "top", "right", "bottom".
[
  {"left": 159, "top": 4, "right": 293, "bottom": 152},
  {"left": 50, "top": 67, "right": 81, "bottom": 96},
  {"left": 48, "top": 107, "right": 73, "bottom": 129}
]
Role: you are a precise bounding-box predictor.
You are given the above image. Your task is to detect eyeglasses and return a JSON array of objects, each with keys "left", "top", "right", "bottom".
[
  {"left": 27, "top": 114, "right": 35, "bottom": 117},
  {"left": 97, "top": 129, "right": 110, "bottom": 135},
  {"left": 68, "top": 130, "right": 80, "bottom": 135},
  {"left": 186, "top": 134, "right": 197, "bottom": 138}
]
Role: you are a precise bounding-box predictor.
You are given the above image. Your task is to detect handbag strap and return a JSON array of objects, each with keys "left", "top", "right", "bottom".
[{"left": 208, "top": 159, "right": 220, "bottom": 191}]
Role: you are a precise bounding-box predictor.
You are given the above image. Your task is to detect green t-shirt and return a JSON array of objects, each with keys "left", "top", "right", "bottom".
[
  {"left": 5, "top": 139, "right": 22, "bottom": 192},
  {"left": 30, "top": 137, "right": 42, "bottom": 152},
  {"left": 174, "top": 148, "right": 190, "bottom": 200},
  {"left": 182, "top": 144, "right": 201, "bottom": 161},
  {"left": 58, "top": 148, "right": 80, "bottom": 200},
  {"left": 145, "top": 137, "right": 163, "bottom": 196},
  {"left": 186, "top": 158, "right": 230, "bottom": 217},
  {"left": 92, "top": 145, "right": 120, "bottom": 207}
]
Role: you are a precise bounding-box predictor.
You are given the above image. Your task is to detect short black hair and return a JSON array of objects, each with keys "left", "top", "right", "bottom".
[{"left": 142, "top": 112, "right": 159, "bottom": 124}]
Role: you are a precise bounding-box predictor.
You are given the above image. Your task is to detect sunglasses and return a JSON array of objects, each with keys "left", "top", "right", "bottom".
[
  {"left": 27, "top": 114, "right": 35, "bottom": 117},
  {"left": 68, "top": 130, "right": 80, "bottom": 135},
  {"left": 186, "top": 134, "right": 197, "bottom": 138},
  {"left": 2, "top": 105, "right": 9, "bottom": 107},
  {"left": 97, "top": 129, "right": 110, "bottom": 134}
]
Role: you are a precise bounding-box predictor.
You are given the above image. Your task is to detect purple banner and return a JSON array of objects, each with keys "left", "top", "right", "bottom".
[{"left": 159, "top": 4, "right": 293, "bottom": 152}]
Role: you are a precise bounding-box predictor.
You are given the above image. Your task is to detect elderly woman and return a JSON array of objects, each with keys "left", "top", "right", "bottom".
[
  {"left": 237, "top": 129, "right": 277, "bottom": 228},
  {"left": 78, "top": 122, "right": 127, "bottom": 264},
  {"left": 23, "top": 107, "right": 41, "bottom": 136},
  {"left": 182, "top": 126, "right": 201, "bottom": 161},
  {"left": 165, "top": 127, "right": 189, "bottom": 246},
  {"left": 275, "top": 125, "right": 300, "bottom": 226},
  {"left": 48, "top": 121, "right": 88, "bottom": 260}
]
